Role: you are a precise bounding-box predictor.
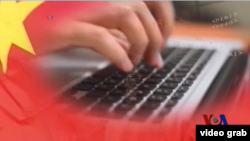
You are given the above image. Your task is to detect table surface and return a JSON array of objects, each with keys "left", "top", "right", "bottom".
[{"left": 172, "top": 23, "right": 250, "bottom": 51}]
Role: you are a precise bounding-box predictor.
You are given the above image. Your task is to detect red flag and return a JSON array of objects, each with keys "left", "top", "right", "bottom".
[{"left": 0, "top": 1, "right": 109, "bottom": 141}]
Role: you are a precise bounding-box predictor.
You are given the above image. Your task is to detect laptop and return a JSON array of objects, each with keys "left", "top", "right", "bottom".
[{"left": 37, "top": 37, "right": 248, "bottom": 124}]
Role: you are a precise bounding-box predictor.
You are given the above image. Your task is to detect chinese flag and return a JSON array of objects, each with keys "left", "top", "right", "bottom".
[{"left": 0, "top": 1, "right": 109, "bottom": 141}]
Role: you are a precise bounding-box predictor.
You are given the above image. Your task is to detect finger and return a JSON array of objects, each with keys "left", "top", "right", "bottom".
[
  {"left": 146, "top": 1, "right": 175, "bottom": 40},
  {"left": 132, "top": 2, "right": 164, "bottom": 68},
  {"left": 64, "top": 22, "right": 134, "bottom": 72},
  {"left": 114, "top": 37, "right": 130, "bottom": 52},
  {"left": 109, "top": 29, "right": 131, "bottom": 51},
  {"left": 108, "top": 29, "right": 128, "bottom": 42},
  {"left": 87, "top": 4, "right": 149, "bottom": 66},
  {"left": 144, "top": 49, "right": 163, "bottom": 69},
  {"left": 117, "top": 6, "right": 149, "bottom": 66}
]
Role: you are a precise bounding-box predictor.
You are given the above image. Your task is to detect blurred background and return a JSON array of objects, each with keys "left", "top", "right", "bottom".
[{"left": 173, "top": 1, "right": 250, "bottom": 31}]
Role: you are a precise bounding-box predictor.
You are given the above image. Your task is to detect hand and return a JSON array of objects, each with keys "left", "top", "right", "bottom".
[
  {"left": 108, "top": 1, "right": 165, "bottom": 70},
  {"left": 43, "top": 2, "right": 175, "bottom": 72},
  {"left": 116, "top": 1, "right": 175, "bottom": 69},
  {"left": 144, "top": 1, "right": 175, "bottom": 40}
]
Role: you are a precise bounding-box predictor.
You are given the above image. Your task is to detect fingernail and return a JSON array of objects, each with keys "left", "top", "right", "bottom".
[
  {"left": 155, "top": 53, "right": 163, "bottom": 69},
  {"left": 121, "top": 60, "right": 133, "bottom": 72},
  {"left": 129, "top": 55, "right": 140, "bottom": 67}
]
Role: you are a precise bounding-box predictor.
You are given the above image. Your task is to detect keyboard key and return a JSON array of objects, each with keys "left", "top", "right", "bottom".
[
  {"left": 131, "top": 90, "right": 151, "bottom": 97},
  {"left": 190, "top": 55, "right": 200, "bottom": 59},
  {"left": 165, "top": 77, "right": 182, "bottom": 83},
  {"left": 151, "top": 73, "right": 168, "bottom": 78},
  {"left": 85, "top": 90, "right": 106, "bottom": 97},
  {"left": 147, "top": 95, "right": 167, "bottom": 102},
  {"left": 171, "top": 92, "right": 184, "bottom": 100},
  {"left": 104, "top": 79, "right": 122, "bottom": 85},
  {"left": 123, "top": 96, "right": 143, "bottom": 104},
  {"left": 141, "top": 101, "right": 161, "bottom": 110},
  {"left": 143, "top": 65, "right": 155, "bottom": 70},
  {"left": 81, "top": 77, "right": 104, "bottom": 85},
  {"left": 95, "top": 84, "right": 114, "bottom": 91},
  {"left": 161, "top": 48, "right": 175, "bottom": 59},
  {"left": 177, "top": 48, "right": 190, "bottom": 52},
  {"left": 176, "top": 68, "right": 190, "bottom": 73},
  {"left": 137, "top": 68, "right": 153, "bottom": 74},
  {"left": 101, "top": 96, "right": 121, "bottom": 103},
  {"left": 165, "top": 99, "right": 178, "bottom": 107},
  {"left": 191, "top": 70, "right": 200, "bottom": 75},
  {"left": 117, "top": 83, "right": 130, "bottom": 89},
  {"left": 171, "top": 57, "right": 182, "bottom": 64},
  {"left": 175, "top": 52, "right": 187, "bottom": 57},
  {"left": 112, "top": 73, "right": 127, "bottom": 79},
  {"left": 187, "top": 74, "right": 197, "bottom": 80},
  {"left": 171, "top": 60, "right": 180, "bottom": 65},
  {"left": 158, "top": 107, "right": 171, "bottom": 116},
  {"left": 192, "top": 52, "right": 202, "bottom": 56},
  {"left": 109, "top": 89, "right": 127, "bottom": 96},
  {"left": 117, "top": 71, "right": 130, "bottom": 76},
  {"left": 177, "top": 86, "right": 189, "bottom": 92},
  {"left": 128, "top": 78, "right": 143, "bottom": 84},
  {"left": 160, "top": 83, "right": 178, "bottom": 89},
  {"left": 144, "top": 78, "right": 162, "bottom": 84},
  {"left": 173, "top": 56, "right": 183, "bottom": 60},
  {"left": 157, "top": 68, "right": 172, "bottom": 74},
  {"left": 198, "top": 63, "right": 205, "bottom": 67},
  {"left": 73, "top": 84, "right": 95, "bottom": 91},
  {"left": 182, "top": 80, "right": 193, "bottom": 86},
  {"left": 138, "top": 84, "right": 156, "bottom": 90},
  {"left": 196, "top": 66, "right": 203, "bottom": 71},
  {"left": 184, "top": 60, "right": 196, "bottom": 64},
  {"left": 181, "top": 64, "right": 194, "bottom": 68},
  {"left": 164, "top": 63, "right": 176, "bottom": 68},
  {"left": 186, "top": 59, "right": 197, "bottom": 64},
  {"left": 115, "top": 103, "right": 135, "bottom": 112},
  {"left": 154, "top": 88, "right": 172, "bottom": 95},
  {"left": 92, "top": 66, "right": 116, "bottom": 77},
  {"left": 176, "top": 49, "right": 188, "bottom": 54},
  {"left": 171, "top": 73, "right": 187, "bottom": 78},
  {"left": 197, "top": 49, "right": 205, "bottom": 53},
  {"left": 133, "top": 73, "right": 149, "bottom": 78}
]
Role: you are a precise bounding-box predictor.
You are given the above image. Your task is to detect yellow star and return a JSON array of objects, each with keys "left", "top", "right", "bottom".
[{"left": 0, "top": 1, "right": 44, "bottom": 73}]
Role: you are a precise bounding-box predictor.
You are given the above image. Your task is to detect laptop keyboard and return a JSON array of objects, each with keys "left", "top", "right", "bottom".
[{"left": 61, "top": 47, "right": 215, "bottom": 123}]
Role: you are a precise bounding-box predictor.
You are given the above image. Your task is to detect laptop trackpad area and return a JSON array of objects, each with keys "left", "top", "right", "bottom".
[{"left": 35, "top": 48, "right": 109, "bottom": 89}]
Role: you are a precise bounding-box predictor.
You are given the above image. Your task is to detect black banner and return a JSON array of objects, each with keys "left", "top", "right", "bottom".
[{"left": 196, "top": 125, "right": 250, "bottom": 140}]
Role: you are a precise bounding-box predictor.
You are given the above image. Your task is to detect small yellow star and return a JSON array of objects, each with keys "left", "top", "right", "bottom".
[{"left": 0, "top": 1, "right": 44, "bottom": 73}]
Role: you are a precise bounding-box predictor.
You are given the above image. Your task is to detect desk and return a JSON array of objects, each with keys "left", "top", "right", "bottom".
[{"left": 172, "top": 23, "right": 250, "bottom": 51}]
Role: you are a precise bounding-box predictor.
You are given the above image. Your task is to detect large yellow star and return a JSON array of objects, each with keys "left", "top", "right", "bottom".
[{"left": 0, "top": 1, "right": 44, "bottom": 73}]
